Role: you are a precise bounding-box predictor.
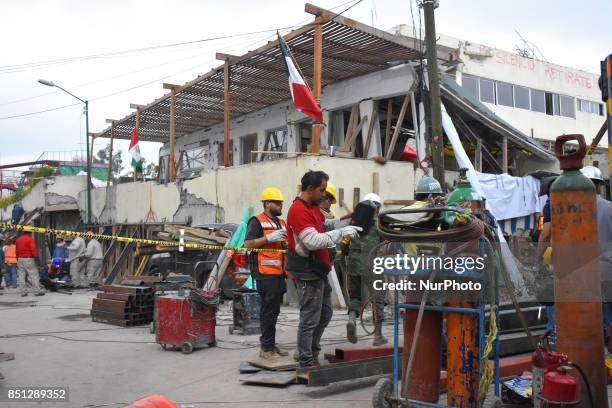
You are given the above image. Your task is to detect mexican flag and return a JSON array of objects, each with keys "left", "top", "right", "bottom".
[
  {"left": 129, "top": 128, "right": 142, "bottom": 171},
  {"left": 278, "top": 34, "right": 323, "bottom": 123}
]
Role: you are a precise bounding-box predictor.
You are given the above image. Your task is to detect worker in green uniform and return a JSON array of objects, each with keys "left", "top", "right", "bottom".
[{"left": 345, "top": 193, "right": 387, "bottom": 346}]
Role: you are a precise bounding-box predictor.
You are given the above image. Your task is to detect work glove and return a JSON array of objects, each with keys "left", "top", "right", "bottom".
[
  {"left": 265, "top": 229, "right": 286, "bottom": 243},
  {"left": 326, "top": 226, "right": 363, "bottom": 243}
]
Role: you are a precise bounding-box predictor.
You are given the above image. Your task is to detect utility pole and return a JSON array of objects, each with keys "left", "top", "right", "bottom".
[{"left": 422, "top": 0, "right": 445, "bottom": 186}]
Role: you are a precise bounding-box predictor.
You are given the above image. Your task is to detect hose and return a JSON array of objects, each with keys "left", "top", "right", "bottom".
[
  {"left": 570, "top": 361, "right": 594, "bottom": 408},
  {"left": 377, "top": 208, "right": 485, "bottom": 243}
]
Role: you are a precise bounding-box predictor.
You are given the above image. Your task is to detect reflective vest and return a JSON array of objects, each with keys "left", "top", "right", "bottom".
[
  {"left": 4, "top": 245, "right": 17, "bottom": 264},
  {"left": 253, "top": 213, "right": 286, "bottom": 276}
]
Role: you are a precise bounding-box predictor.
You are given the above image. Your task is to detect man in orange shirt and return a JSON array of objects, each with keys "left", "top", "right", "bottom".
[{"left": 16, "top": 231, "right": 44, "bottom": 297}]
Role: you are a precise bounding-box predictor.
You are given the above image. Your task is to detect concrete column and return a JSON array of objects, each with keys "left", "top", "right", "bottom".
[{"left": 359, "top": 99, "right": 382, "bottom": 158}]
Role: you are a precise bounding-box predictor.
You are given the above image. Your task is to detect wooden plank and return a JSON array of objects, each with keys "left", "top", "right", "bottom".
[
  {"left": 340, "top": 115, "right": 368, "bottom": 153},
  {"left": 363, "top": 101, "right": 379, "bottom": 157},
  {"left": 341, "top": 105, "right": 358, "bottom": 149},
  {"left": 107, "top": 122, "right": 115, "bottom": 188},
  {"left": 383, "top": 199, "right": 414, "bottom": 206},
  {"left": 248, "top": 355, "right": 299, "bottom": 371},
  {"left": 223, "top": 61, "right": 231, "bottom": 167},
  {"left": 385, "top": 95, "right": 410, "bottom": 161},
  {"left": 169, "top": 89, "right": 176, "bottom": 181},
  {"left": 353, "top": 187, "right": 360, "bottom": 209},
  {"left": 385, "top": 99, "right": 392, "bottom": 155},
  {"left": 476, "top": 138, "right": 483, "bottom": 172},
  {"left": 240, "top": 371, "right": 296, "bottom": 386},
  {"left": 372, "top": 172, "right": 379, "bottom": 194},
  {"left": 311, "top": 17, "right": 323, "bottom": 154},
  {"left": 239, "top": 362, "right": 262, "bottom": 374}
]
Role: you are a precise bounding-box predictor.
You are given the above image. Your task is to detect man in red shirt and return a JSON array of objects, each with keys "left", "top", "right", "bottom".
[
  {"left": 16, "top": 231, "right": 44, "bottom": 297},
  {"left": 286, "top": 171, "right": 361, "bottom": 367}
]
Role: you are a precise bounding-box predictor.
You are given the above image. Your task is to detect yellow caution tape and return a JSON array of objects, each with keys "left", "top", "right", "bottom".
[{"left": 0, "top": 223, "right": 287, "bottom": 253}]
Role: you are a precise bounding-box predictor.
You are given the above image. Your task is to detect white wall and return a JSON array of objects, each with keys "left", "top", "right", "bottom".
[
  {"left": 83, "top": 156, "right": 415, "bottom": 225},
  {"left": 457, "top": 42, "right": 605, "bottom": 146}
]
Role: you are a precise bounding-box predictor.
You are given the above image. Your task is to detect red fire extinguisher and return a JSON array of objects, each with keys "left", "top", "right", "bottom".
[
  {"left": 532, "top": 349, "right": 569, "bottom": 408},
  {"left": 537, "top": 367, "right": 579, "bottom": 408}
]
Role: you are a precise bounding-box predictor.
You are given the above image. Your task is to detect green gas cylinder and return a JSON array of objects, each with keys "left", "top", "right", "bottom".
[{"left": 444, "top": 168, "right": 484, "bottom": 225}]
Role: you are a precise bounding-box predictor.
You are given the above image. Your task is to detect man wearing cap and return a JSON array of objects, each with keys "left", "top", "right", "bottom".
[
  {"left": 67, "top": 233, "right": 87, "bottom": 288},
  {"left": 244, "top": 187, "right": 289, "bottom": 359},
  {"left": 16, "top": 231, "right": 44, "bottom": 297},
  {"left": 85, "top": 231, "right": 104, "bottom": 287}
]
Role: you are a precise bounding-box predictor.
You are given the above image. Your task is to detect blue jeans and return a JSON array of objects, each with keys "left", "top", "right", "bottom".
[
  {"left": 546, "top": 305, "right": 555, "bottom": 333},
  {"left": 3, "top": 265, "right": 17, "bottom": 287},
  {"left": 603, "top": 303, "right": 612, "bottom": 338}
]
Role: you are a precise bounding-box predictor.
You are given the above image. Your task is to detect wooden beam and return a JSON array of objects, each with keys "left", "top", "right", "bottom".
[
  {"left": 129, "top": 104, "right": 145, "bottom": 110},
  {"left": 107, "top": 122, "right": 115, "bottom": 188},
  {"left": 372, "top": 172, "right": 379, "bottom": 194},
  {"left": 215, "top": 53, "right": 240, "bottom": 63},
  {"left": 341, "top": 115, "right": 368, "bottom": 153},
  {"left": 588, "top": 120, "right": 608, "bottom": 154},
  {"left": 169, "top": 89, "right": 176, "bottom": 181},
  {"left": 311, "top": 17, "right": 323, "bottom": 154},
  {"left": 476, "top": 138, "right": 483, "bottom": 172},
  {"left": 453, "top": 114, "right": 501, "bottom": 172},
  {"left": 353, "top": 187, "right": 360, "bottom": 209},
  {"left": 363, "top": 101, "right": 379, "bottom": 158},
  {"left": 385, "top": 95, "right": 410, "bottom": 161},
  {"left": 163, "top": 83, "right": 181, "bottom": 91},
  {"left": 223, "top": 61, "right": 231, "bottom": 167},
  {"left": 341, "top": 105, "right": 358, "bottom": 149},
  {"left": 385, "top": 99, "right": 392, "bottom": 156}
]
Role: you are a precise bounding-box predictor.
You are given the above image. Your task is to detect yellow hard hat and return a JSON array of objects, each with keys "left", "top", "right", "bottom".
[
  {"left": 543, "top": 247, "right": 552, "bottom": 267},
  {"left": 325, "top": 182, "right": 338, "bottom": 204},
  {"left": 260, "top": 187, "right": 284, "bottom": 202}
]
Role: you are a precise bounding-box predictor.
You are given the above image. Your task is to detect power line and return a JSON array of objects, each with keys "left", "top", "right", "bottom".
[
  {"left": 0, "top": 27, "right": 300, "bottom": 74},
  {"left": 0, "top": 0, "right": 367, "bottom": 121}
]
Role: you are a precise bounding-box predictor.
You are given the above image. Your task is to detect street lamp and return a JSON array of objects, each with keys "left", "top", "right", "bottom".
[{"left": 38, "top": 79, "right": 92, "bottom": 225}]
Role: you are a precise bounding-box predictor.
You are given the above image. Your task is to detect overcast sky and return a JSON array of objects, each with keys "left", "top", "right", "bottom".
[{"left": 1, "top": 0, "right": 609, "bottom": 173}]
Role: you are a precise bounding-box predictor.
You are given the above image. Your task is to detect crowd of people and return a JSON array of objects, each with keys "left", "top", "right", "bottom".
[{"left": 0, "top": 226, "right": 105, "bottom": 296}]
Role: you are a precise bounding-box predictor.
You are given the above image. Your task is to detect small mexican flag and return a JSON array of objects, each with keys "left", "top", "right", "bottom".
[
  {"left": 129, "top": 128, "right": 142, "bottom": 171},
  {"left": 278, "top": 33, "right": 323, "bottom": 123}
]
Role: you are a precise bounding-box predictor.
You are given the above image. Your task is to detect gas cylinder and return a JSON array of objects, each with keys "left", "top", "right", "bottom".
[
  {"left": 446, "top": 168, "right": 485, "bottom": 217},
  {"left": 444, "top": 169, "right": 483, "bottom": 407},
  {"left": 532, "top": 350, "right": 569, "bottom": 408},
  {"left": 549, "top": 134, "right": 608, "bottom": 408},
  {"left": 540, "top": 368, "right": 579, "bottom": 408}
]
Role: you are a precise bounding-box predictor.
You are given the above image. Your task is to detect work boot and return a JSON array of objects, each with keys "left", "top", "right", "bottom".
[
  {"left": 34, "top": 292, "right": 45, "bottom": 297},
  {"left": 273, "top": 345, "right": 288, "bottom": 357},
  {"left": 346, "top": 312, "right": 358, "bottom": 344},
  {"left": 259, "top": 349, "right": 276, "bottom": 359},
  {"left": 372, "top": 323, "right": 388, "bottom": 346}
]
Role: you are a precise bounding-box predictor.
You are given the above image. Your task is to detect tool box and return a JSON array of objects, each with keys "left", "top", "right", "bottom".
[
  {"left": 155, "top": 289, "right": 218, "bottom": 353},
  {"left": 229, "top": 290, "right": 261, "bottom": 335}
]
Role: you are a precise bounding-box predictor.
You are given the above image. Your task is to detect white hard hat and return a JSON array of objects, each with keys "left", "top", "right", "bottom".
[
  {"left": 362, "top": 193, "right": 381, "bottom": 205},
  {"left": 580, "top": 165, "right": 603, "bottom": 182}
]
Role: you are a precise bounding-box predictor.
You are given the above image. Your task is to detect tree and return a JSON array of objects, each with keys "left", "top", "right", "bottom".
[{"left": 93, "top": 143, "right": 123, "bottom": 177}]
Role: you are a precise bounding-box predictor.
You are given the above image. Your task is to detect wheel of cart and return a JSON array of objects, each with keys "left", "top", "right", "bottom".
[
  {"left": 181, "top": 342, "right": 194, "bottom": 354},
  {"left": 370, "top": 206, "right": 500, "bottom": 408},
  {"left": 372, "top": 377, "right": 396, "bottom": 408}
]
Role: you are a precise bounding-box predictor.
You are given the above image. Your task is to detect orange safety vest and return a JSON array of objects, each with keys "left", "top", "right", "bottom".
[
  {"left": 253, "top": 213, "right": 286, "bottom": 276},
  {"left": 4, "top": 245, "right": 17, "bottom": 264}
]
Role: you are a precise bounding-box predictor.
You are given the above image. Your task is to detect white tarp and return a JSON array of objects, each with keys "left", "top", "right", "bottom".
[{"left": 441, "top": 102, "right": 528, "bottom": 295}]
